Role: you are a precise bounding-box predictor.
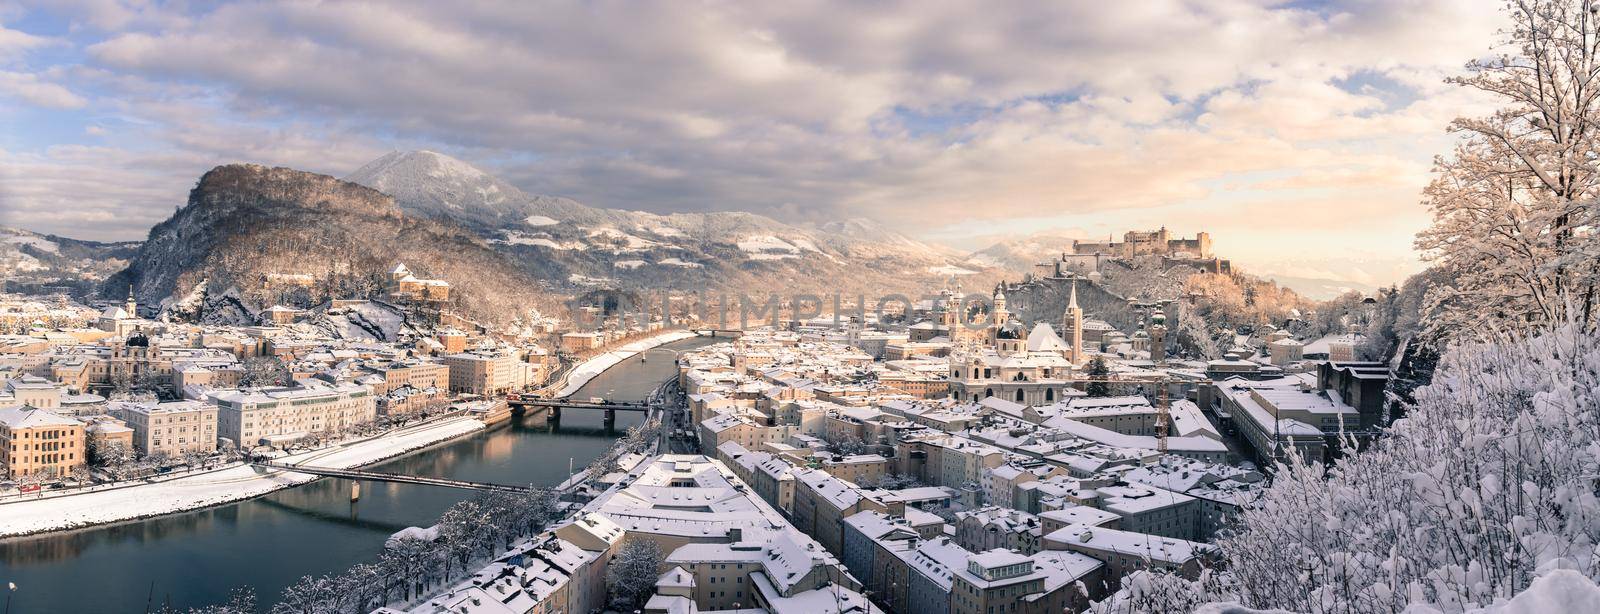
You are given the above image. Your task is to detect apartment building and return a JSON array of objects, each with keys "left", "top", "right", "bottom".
[
  {"left": 0, "top": 405, "right": 85, "bottom": 479},
  {"left": 443, "top": 352, "right": 528, "bottom": 395}
]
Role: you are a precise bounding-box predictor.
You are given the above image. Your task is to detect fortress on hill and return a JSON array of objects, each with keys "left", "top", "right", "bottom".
[{"left": 1036, "top": 228, "right": 1230, "bottom": 279}]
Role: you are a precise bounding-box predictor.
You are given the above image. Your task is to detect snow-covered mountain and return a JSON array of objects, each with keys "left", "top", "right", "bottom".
[
  {"left": 109, "top": 164, "right": 548, "bottom": 328},
  {"left": 964, "top": 234, "right": 1082, "bottom": 274},
  {"left": 0, "top": 226, "right": 140, "bottom": 296},
  {"left": 344, "top": 150, "right": 992, "bottom": 294}
]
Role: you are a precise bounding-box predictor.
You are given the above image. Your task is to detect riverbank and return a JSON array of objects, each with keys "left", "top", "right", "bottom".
[
  {"left": 553, "top": 329, "right": 699, "bottom": 398},
  {"left": 0, "top": 416, "right": 487, "bottom": 538}
]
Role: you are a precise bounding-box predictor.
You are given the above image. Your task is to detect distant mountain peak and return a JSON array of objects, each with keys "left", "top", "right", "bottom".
[
  {"left": 345, "top": 150, "right": 591, "bottom": 230},
  {"left": 342, "top": 149, "right": 987, "bottom": 294}
]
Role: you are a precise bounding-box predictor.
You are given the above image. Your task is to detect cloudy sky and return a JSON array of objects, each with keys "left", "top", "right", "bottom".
[{"left": 0, "top": 0, "right": 1505, "bottom": 288}]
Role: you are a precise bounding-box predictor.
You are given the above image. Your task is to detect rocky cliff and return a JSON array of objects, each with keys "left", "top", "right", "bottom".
[{"left": 108, "top": 164, "right": 547, "bottom": 328}]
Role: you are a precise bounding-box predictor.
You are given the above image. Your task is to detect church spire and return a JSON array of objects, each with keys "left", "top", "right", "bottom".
[{"left": 1064, "top": 278, "right": 1084, "bottom": 367}]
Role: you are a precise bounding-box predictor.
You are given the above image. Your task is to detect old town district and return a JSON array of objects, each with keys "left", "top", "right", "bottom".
[{"left": 378, "top": 281, "right": 1381, "bottom": 614}]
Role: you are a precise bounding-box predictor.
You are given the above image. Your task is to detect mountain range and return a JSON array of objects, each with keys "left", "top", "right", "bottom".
[
  {"left": 4, "top": 148, "right": 1371, "bottom": 327},
  {"left": 342, "top": 150, "right": 996, "bottom": 296}
]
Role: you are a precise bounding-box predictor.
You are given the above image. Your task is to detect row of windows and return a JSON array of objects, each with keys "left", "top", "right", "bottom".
[{"left": 8, "top": 452, "right": 75, "bottom": 464}]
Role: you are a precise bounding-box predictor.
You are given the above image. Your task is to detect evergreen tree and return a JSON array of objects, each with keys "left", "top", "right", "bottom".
[{"left": 1085, "top": 357, "right": 1111, "bottom": 397}]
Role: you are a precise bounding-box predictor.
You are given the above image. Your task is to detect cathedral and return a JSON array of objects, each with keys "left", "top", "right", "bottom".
[{"left": 945, "top": 281, "right": 1091, "bottom": 405}]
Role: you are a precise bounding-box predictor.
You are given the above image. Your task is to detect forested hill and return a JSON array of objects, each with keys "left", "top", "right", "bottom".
[{"left": 106, "top": 164, "right": 549, "bottom": 329}]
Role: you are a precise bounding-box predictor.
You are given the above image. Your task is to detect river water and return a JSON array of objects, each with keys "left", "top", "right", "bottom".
[{"left": 0, "top": 336, "right": 720, "bottom": 613}]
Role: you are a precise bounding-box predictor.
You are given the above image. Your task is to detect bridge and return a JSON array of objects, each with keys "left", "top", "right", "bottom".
[
  {"left": 506, "top": 395, "right": 652, "bottom": 424},
  {"left": 690, "top": 328, "right": 743, "bottom": 337},
  {"left": 252, "top": 460, "right": 532, "bottom": 499}
]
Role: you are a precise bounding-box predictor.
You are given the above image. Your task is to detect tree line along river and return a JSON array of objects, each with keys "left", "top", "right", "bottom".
[{"left": 0, "top": 336, "right": 721, "bottom": 613}]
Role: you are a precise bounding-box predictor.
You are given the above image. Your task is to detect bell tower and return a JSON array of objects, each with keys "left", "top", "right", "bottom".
[
  {"left": 1064, "top": 279, "right": 1084, "bottom": 366},
  {"left": 124, "top": 285, "right": 138, "bottom": 318}
]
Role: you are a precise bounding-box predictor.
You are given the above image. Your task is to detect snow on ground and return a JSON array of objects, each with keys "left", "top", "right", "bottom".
[
  {"left": 646, "top": 226, "right": 685, "bottom": 238},
  {"left": 965, "top": 254, "right": 1004, "bottom": 268},
  {"left": 789, "top": 238, "right": 822, "bottom": 253},
  {"left": 2, "top": 252, "right": 44, "bottom": 272},
  {"left": 1467, "top": 570, "right": 1600, "bottom": 614},
  {"left": 497, "top": 233, "right": 584, "bottom": 250},
  {"left": 747, "top": 253, "right": 798, "bottom": 261},
  {"left": 553, "top": 330, "right": 698, "bottom": 398},
  {"left": 587, "top": 227, "right": 658, "bottom": 251},
  {"left": 0, "top": 417, "right": 486, "bottom": 538},
  {"left": 3, "top": 234, "right": 60, "bottom": 253},
  {"left": 614, "top": 260, "right": 646, "bottom": 270},
  {"left": 658, "top": 257, "right": 703, "bottom": 268},
  {"left": 736, "top": 235, "right": 800, "bottom": 255},
  {"left": 525, "top": 215, "right": 559, "bottom": 227},
  {"left": 927, "top": 265, "right": 979, "bottom": 276}
]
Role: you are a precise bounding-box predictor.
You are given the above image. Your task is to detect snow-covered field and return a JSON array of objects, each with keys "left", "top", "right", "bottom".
[
  {"left": 927, "top": 264, "right": 979, "bottom": 276},
  {"left": 0, "top": 417, "right": 486, "bottom": 538},
  {"left": 736, "top": 235, "right": 800, "bottom": 255},
  {"left": 524, "top": 215, "right": 559, "bottom": 227},
  {"left": 553, "top": 330, "right": 698, "bottom": 398}
]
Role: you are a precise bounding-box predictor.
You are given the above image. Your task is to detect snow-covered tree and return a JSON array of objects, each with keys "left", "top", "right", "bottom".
[
  {"left": 1107, "top": 324, "right": 1600, "bottom": 613},
  {"left": 378, "top": 535, "right": 440, "bottom": 602},
  {"left": 607, "top": 538, "right": 664, "bottom": 611},
  {"left": 188, "top": 587, "right": 257, "bottom": 614},
  {"left": 1417, "top": 0, "right": 1600, "bottom": 341},
  {"left": 240, "top": 356, "right": 291, "bottom": 388},
  {"left": 270, "top": 574, "right": 342, "bottom": 614}
]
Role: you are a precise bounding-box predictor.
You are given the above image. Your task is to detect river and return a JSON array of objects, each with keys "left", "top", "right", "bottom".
[{"left": 0, "top": 336, "right": 721, "bottom": 613}]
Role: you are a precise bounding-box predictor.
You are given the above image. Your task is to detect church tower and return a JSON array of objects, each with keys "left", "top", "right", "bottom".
[
  {"left": 991, "top": 288, "right": 1008, "bottom": 329},
  {"left": 1150, "top": 306, "right": 1168, "bottom": 365},
  {"left": 1064, "top": 279, "right": 1084, "bottom": 366},
  {"left": 124, "top": 285, "right": 138, "bottom": 318}
]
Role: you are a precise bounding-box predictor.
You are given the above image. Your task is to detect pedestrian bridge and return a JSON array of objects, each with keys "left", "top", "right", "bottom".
[
  {"left": 251, "top": 460, "right": 532, "bottom": 494},
  {"left": 506, "top": 395, "right": 653, "bottom": 424}
]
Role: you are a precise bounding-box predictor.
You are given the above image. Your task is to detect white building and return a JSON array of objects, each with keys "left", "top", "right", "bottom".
[{"left": 214, "top": 381, "right": 375, "bottom": 448}]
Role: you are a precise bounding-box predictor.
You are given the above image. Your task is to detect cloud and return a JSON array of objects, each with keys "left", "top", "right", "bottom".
[
  {"left": 3, "top": 0, "right": 1511, "bottom": 284},
  {"left": 0, "top": 70, "right": 87, "bottom": 108}
]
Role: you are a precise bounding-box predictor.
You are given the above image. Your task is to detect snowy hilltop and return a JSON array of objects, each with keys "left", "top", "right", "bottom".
[{"left": 107, "top": 164, "right": 549, "bottom": 328}]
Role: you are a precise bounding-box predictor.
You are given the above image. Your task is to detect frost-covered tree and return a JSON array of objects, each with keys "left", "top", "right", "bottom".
[
  {"left": 1417, "top": 0, "right": 1600, "bottom": 340},
  {"left": 437, "top": 498, "right": 494, "bottom": 576},
  {"left": 271, "top": 574, "right": 342, "bottom": 614},
  {"left": 188, "top": 587, "right": 257, "bottom": 614},
  {"left": 1169, "top": 303, "right": 1220, "bottom": 360},
  {"left": 607, "top": 538, "right": 664, "bottom": 611},
  {"left": 240, "top": 356, "right": 291, "bottom": 387},
  {"left": 1106, "top": 325, "right": 1600, "bottom": 613},
  {"left": 378, "top": 536, "right": 439, "bottom": 602}
]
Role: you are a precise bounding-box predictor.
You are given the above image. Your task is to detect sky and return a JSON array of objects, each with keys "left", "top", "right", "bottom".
[{"left": 0, "top": 0, "right": 1507, "bottom": 288}]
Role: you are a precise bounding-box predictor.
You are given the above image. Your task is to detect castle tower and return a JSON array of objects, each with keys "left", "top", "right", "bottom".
[{"left": 1064, "top": 279, "right": 1084, "bottom": 366}]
